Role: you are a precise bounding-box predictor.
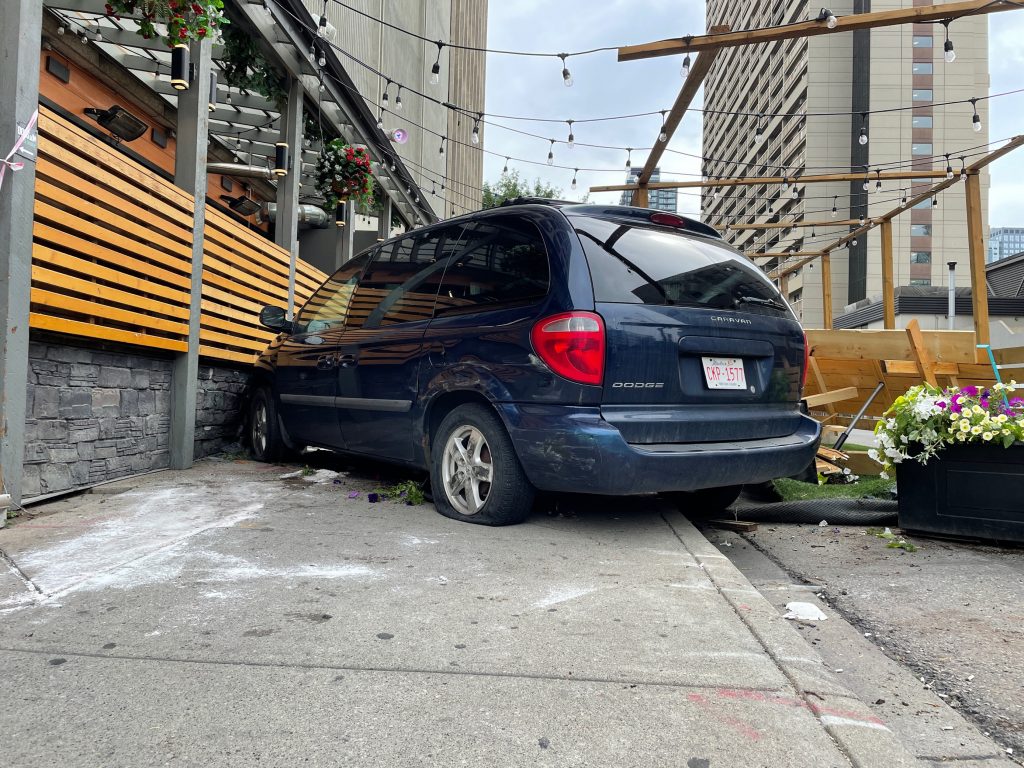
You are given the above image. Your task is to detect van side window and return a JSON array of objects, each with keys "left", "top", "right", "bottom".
[
  {"left": 435, "top": 217, "right": 550, "bottom": 316},
  {"left": 349, "top": 228, "right": 453, "bottom": 329},
  {"left": 293, "top": 251, "right": 373, "bottom": 334}
]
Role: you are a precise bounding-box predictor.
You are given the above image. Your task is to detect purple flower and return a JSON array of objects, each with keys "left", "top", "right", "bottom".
[
  {"left": 950, "top": 402, "right": 963, "bottom": 414},
  {"left": 980, "top": 398, "right": 989, "bottom": 409},
  {"left": 936, "top": 401, "right": 946, "bottom": 409},
  {"left": 1010, "top": 397, "right": 1024, "bottom": 408},
  {"left": 961, "top": 385, "right": 978, "bottom": 397},
  {"left": 347, "top": 491, "right": 359, "bottom": 499},
  {"left": 367, "top": 492, "right": 379, "bottom": 503}
]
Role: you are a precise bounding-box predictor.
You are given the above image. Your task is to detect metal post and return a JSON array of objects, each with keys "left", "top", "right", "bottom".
[
  {"left": 275, "top": 77, "right": 303, "bottom": 319},
  {"left": 170, "top": 38, "right": 212, "bottom": 470},
  {"left": 0, "top": 0, "right": 43, "bottom": 508},
  {"left": 378, "top": 195, "right": 392, "bottom": 242},
  {"left": 341, "top": 201, "right": 356, "bottom": 263},
  {"left": 947, "top": 261, "right": 957, "bottom": 330}
]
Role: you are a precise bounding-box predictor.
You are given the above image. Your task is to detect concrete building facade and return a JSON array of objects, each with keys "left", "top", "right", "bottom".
[
  {"left": 620, "top": 167, "right": 678, "bottom": 212},
  {"left": 988, "top": 227, "right": 1024, "bottom": 264},
  {"left": 701, "top": 0, "right": 989, "bottom": 327},
  {"left": 308, "top": 0, "right": 488, "bottom": 219}
]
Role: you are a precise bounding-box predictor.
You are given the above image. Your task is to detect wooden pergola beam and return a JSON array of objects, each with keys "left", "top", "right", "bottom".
[
  {"left": 769, "top": 136, "right": 1024, "bottom": 281},
  {"left": 631, "top": 27, "right": 729, "bottom": 202},
  {"left": 727, "top": 219, "right": 862, "bottom": 231},
  {"left": 592, "top": 170, "right": 946, "bottom": 193},
  {"left": 617, "top": 0, "right": 1020, "bottom": 60},
  {"left": 821, "top": 252, "right": 833, "bottom": 330}
]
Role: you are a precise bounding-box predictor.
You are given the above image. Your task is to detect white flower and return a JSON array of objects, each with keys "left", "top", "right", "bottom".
[
  {"left": 867, "top": 448, "right": 880, "bottom": 461},
  {"left": 880, "top": 471, "right": 889, "bottom": 479},
  {"left": 983, "top": 431, "right": 994, "bottom": 441}
]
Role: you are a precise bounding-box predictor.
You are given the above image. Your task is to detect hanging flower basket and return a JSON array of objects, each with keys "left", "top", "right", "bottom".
[
  {"left": 104, "top": 1, "right": 227, "bottom": 47},
  {"left": 315, "top": 141, "right": 374, "bottom": 211}
]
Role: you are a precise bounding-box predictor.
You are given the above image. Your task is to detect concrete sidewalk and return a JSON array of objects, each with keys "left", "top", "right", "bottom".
[{"left": 0, "top": 460, "right": 918, "bottom": 767}]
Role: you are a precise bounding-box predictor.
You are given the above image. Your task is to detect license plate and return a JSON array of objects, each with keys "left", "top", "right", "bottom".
[{"left": 702, "top": 357, "right": 747, "bottom": 390}]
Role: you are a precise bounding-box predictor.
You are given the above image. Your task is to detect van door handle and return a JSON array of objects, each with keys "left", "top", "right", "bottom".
[{"left": 337, "top": 354, "right": 357, "bottom": 368}]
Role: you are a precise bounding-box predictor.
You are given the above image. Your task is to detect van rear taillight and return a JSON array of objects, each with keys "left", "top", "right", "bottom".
[{"left": 531, "top": 311, "right": 605, "bottom": 386}]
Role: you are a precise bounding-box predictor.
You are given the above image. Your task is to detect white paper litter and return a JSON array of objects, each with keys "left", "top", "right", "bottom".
[
  {"left": 818, "top": 520, "right": 829, "bottom": 527},
  {"left": 783, "top": 601, "right": 828, "bottom": 621}
]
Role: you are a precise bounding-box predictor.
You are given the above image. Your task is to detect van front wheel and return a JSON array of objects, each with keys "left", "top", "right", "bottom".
[{"left": 431, "top": 404, "right": 535, "bottom": 526}]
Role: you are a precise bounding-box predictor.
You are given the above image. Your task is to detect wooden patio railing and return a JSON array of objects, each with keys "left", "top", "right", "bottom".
[{"left": 30, "top": 108, "right": 326, "bottom": 364}]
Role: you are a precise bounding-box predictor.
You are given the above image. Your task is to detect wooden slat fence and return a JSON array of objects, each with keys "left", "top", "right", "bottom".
[{"left": 30, "top": 108, "right": 326, "bottom": 364}]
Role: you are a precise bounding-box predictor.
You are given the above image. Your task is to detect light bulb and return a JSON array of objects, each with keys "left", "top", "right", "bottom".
[
  {"left": 571, "top": 176, "right": 577, "bottom": 191},
  {"left": 471, "top": 126, "right": 479, "bottom": 144},
  {"left": 973, "top": 113, "right": 982, "bottom": 132},
  {"left": 430, "top": 62, "right": 440, "bottom": 85},
  {"left": 318, "top": 54, "right": 326, "bottom": 67},
  {"left": 659, "top": 130, "right": 668, "bottom": 143},
  {"left": 852, "top": 238, "right": 858, "bottom": 247},
  {"left": 568, "top": 133, "right": 575, "bottom": 149},
  {"left": 754, "top": 128, "right": 764, "bottom": 144},
  {"left": 960, "top": 169, "right": 967, "bottom": 181},
  {"left": 946, "top": 167, "right": 954, "bottom": 180},
  {"left": 80, "top": 32, "right": 89, "bottom": 44},
  {"left": 547, "top": 151, "right": 554, "bottom": 166},
  {"left": 858, "top": 128, "right": 868, "bottom": 146},
  {"left": 562, "top": 68, "right": 573, "bottom": 87},
  {"left": 859, "top": 215, "right": 865, "bottom": 224},
  {"left": 831, "top": 207, "right": 837, "bottom": 218},
  {"left": 862, "top": 180, "right": 869, "bottom": 191},
  {"left": 395, "top": 94, "right": 402, "bottom": 111},
  {"left": 318, "top": 81, "right": 325, "bottom": 92},
  {"left": 875, "top": 181, "right": 882, "bottom": 193},
  {"left": 781, "top": 179, "right": 790, "bottom": 192},
  {"left": 382, "top": 92, "right": 389, "bottom": 107},
  {"left": 932, "top": 197, "right": 938, "bottom": 207},
  {"left": 826, "top": 13, "right": 838, "bottom": 29},
  {"left": 57, "top": 24, "right": 65, "bottom": 34},
  {"left": 944, "top": 40, "right": 956, "bottom": 63},
  {"left": 790, "top": 187, "right": 799, "bottom": 200},
  {"left": 713, "top": 189, "right": 720, "bottom": 200},
  {"left": 680, "top": 54, "right": 691, "bottom": 78}
]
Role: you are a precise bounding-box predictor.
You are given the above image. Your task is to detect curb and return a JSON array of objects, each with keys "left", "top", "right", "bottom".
[{"left": 664, "top": 509, "right": 923, "bottom": 768}]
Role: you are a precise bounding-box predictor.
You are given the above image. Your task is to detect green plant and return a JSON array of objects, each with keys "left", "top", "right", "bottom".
[
  {"left": 866, "top": 527, "right": 919, "bottom": 552},
  {"left": 300, "top": 465, "right": 315, "bottom": 477},
  {"left": 373, "top": 480, "right": 426, "bottom": 505},
  {"left": 314, "top": 141, "right": 374, "bottom": 210},
  {"left": 872, "top": 382, "right": 1024, "bottom": 477},
  {"left": 220, "top": 25, "right": 285, "bottom": 108},
  {"left": 104, "top": 1, "right": 227, "bottom": 46}
]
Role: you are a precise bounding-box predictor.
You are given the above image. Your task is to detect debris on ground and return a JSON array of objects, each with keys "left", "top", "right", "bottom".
[
  {"left": 866, "top": 527, "right": 919, "bottom": 552},
  {"left": 783, "top": 602, "right": 828, "bottom": 622}
]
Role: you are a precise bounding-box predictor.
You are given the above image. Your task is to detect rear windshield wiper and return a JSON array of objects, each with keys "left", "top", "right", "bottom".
[{"left": 735, "top": 294, "right": 788, "bottom": 311}]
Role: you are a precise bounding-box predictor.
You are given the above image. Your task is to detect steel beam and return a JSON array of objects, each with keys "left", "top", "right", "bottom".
[
  {"left": 169, "top": 38, "right": 213, "bottom": 470},
  {"left": 0, "top": 0, "right": 42, "bottom": 509},
  {"left": 276, "top": 78, "right": 303, "bottom": 319}
]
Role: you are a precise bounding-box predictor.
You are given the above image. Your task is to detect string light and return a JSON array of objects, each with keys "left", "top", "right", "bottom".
[
  {"left": 547, "top": 139, "right": 555, "bottom": 166},
  {"left": 430, "top": 41, "right": 443, "bottom": 85},
  {"left": 900, "top": 190, "right": 908, "bottom": 206},
  {"left": 816, "top": 8, "right": 838, "bottom": 29},
  {"left": 57, "top": 23, "right": 65, "bottom": 34},
  {"left": 394, "top": 86, "right": 403, "bottom": 111},
  {"left": 558, "top": 53, "right": 573, "bottom": 87},
  {"left": 376, "top": 110, "right": 384, "bottom": 130},
  {"left": 625, "top": 148, "right": 632, "bottom": 170},
  {"left": 945, "top": 154, "right": 954, "bottom": 179},
  {"left": 502, "top": 157, "right": 509, "bottom": 174},
  {"left": 781, "top": 174, "right": 790, "bottom": 193},
  {"left": 941, "top": 19, "right": 956, "bottom": 63},
  {"left": 680, "top": 41, "right": 692, "bottom": 79},
  {"left": 970, "top": 98, "right": 982, "bottom": 132},
  {"left": 566, "top": 120, "right": 575, "bottom": 149},
  {"left": 754, "top": 114, "right": 764, "bottom": 144},
  {"left": 571, "top": 169, "right": 578, "bottom": 191},
  {"left": 318, "top": 50, "right": 327, "bottom": 68},
  {"left": 932, "top": 195, "right": 939, "bottom": 207},
  {"left": 859, "top": 213, "right": 865, "bottom": 225},
  {"left": 862, "top": 171, "right": 870, "bottom": 192},
  {"left": 438, "top": 136, "right": 445, "bottom": 154},
  {"left": 831, "top": 195, "right": 838, "bottom": 218},
  {"left": 658, "top": 110, "right": 668, "bottom": 143},
  {"left": 790, "top": 184, "right": 799, "bottom": 200},
  {"left": 80, "top": 31, "right": 89, "bottom": 44},
  {"left": 858, "top": 113, "right": 868, "bottom": 145},
  {"left": 471, "top": 114, "right": 481, "bottom": 144},
  {"left": 875, "top": 169, "right": 882, "bottom": 193},
  {"left": 381, "top": 80, "right": 390, "bottom": 108}
]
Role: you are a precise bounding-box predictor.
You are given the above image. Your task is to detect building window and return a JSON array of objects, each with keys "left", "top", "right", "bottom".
[
  {"left": 789, "top": 288, "right": 803, "bottom": 304},
  {"left": 911, "top": 143, "right": 933, "bottom": 155},
  {"left": 911, "top": 224, "right": 932, "bottom": 236},
  {"left": 912, "top": 89, "right": 934, "bottom": 102},
  {"left": 912, "top": 116, "right": 933, "bottom": 129},
  {"left": 909, "top": 278, "right": 932, "bottom": 286},
  {"left": 912, "top": 62, "right": 934, "bottom": 75},
  {"left": 913, "top": 35, "right": 933, "bottom": 47},
  {"left": 911, "top": 251, "right": 932, "bottom": 263}
]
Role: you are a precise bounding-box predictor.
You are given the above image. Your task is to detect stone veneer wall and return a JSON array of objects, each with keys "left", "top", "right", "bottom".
[{"left": 23, "top": 337, "right": 248, "bottom": 499}]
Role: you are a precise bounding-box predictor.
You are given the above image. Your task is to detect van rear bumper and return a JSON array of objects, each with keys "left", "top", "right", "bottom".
[{"left": 495, "top": 403, "right": 821, "bottom": 495}]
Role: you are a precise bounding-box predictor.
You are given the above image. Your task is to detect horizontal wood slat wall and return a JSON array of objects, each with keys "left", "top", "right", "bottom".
[
  {"left": 31, "top": 109, "right": 194, "bottom": 351},
  {"left": 30, "top": 108, "right": 327, "bottom": 364}
]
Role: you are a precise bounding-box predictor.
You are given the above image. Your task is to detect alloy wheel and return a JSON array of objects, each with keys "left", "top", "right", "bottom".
[{"left": 441, "top": 425, "right": 493, "bottom": 515}]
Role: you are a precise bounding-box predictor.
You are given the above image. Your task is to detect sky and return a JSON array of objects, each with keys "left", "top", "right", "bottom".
[{"left": 481, "top": 2, "right": 1024, "bottom": 228}]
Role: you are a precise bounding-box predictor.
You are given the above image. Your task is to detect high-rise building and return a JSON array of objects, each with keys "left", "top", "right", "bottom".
[
  {"left": 620, "top": 167, "right": 678, "bottom": 212},
  {"left": 988, "top": 227, "right": 1024, "bottom": 264},
  {"left": 701, "top": 1, "right": 989, "bottom": 326},
  {"left": 314, "top": 0, "right": 488, "bottom": 219}
]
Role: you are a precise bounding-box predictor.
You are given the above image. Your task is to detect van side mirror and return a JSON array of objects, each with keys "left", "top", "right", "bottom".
[{"left": 259, "top": 306, "right": 293, "bottom": 334}]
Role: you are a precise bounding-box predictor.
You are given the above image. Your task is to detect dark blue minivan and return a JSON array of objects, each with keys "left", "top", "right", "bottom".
[{"left": 250, "top": 201, "right": 820, "bottom": 525}]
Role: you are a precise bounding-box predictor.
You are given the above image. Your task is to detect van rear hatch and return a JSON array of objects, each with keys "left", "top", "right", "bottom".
[{"left": 571, "top": 214, "right": 806, "bottom": 445}]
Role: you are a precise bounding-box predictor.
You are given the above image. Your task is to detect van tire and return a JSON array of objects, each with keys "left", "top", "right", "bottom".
[
  {"left": 667, "top": 485, "right": 743, "bottom": 517},
  {"left": 431, "top": 404, "right": 535, "bottom": 526},
  {"left": 249, "top": 387, "right": 288, "bottom": 462}
]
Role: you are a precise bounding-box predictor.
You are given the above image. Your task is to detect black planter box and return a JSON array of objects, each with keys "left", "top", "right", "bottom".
[{"left": 896, "top": 443, "right": 1024, "bottom": 543}]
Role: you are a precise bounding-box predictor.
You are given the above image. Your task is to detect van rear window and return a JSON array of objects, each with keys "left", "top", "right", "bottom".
[{"left": 573, "top": 216, "right": 789, "bottom": 315}]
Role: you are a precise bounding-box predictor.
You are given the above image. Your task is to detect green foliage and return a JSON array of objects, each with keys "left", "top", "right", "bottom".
[
  {"left": 300, "top": 465, "right": 315, "bottom": 477},
  {"left": 866, "top": 527, "right": 919, "bottom": 552},
  {"left": 220, "top": 24, "right": 285, "bottom": 108},
  {"left": 481, "top": 170, "right": 562, "bottom": 209},
  {"left": 315, "top": 141, "right": 374, "bottom": 211},
  {"left": 104, "top": 1, "right": 227, "bottom": 47},
  {"left": 373, "top": 480, "right": 426, "bottom": 505}
]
